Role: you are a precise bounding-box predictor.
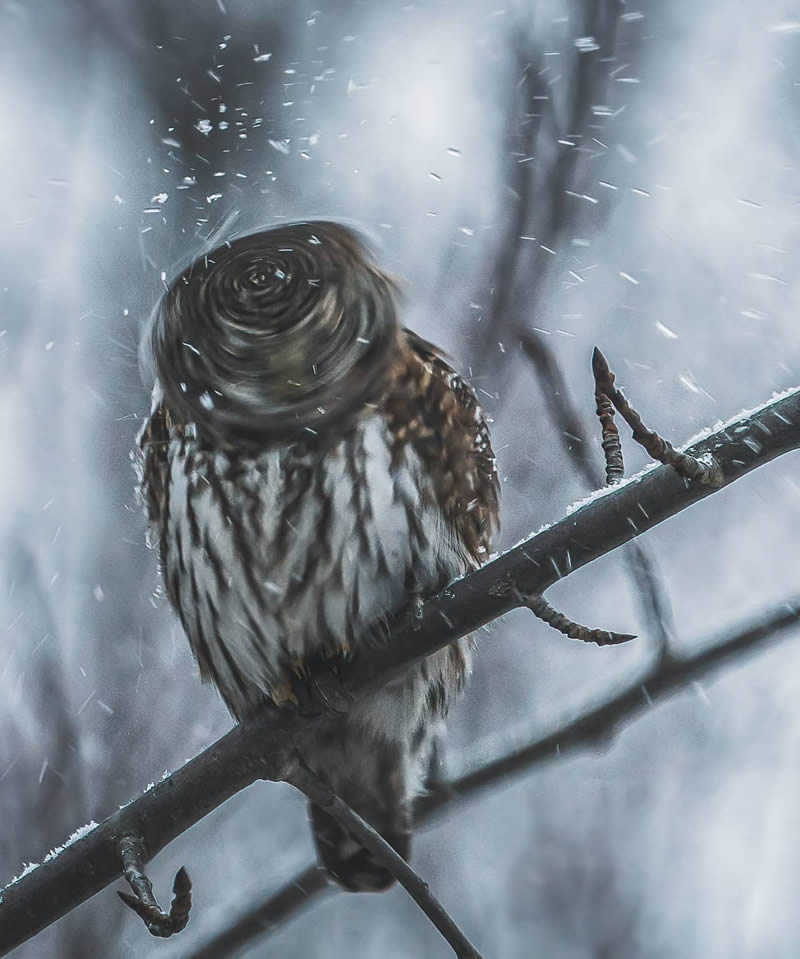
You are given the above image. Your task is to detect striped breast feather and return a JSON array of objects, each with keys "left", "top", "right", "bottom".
[{"left": 156, "top": 410, "right": 472, "bottom": 714}]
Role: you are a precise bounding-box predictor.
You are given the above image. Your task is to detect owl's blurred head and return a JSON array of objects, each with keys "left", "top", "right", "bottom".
[{"left": 143, "top": 220, "right": 401, "bottom": 448}]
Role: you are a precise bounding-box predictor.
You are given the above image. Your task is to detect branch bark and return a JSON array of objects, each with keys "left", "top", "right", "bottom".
[{"left": 2, "top": 383, "right": 799, "bottom": 956}]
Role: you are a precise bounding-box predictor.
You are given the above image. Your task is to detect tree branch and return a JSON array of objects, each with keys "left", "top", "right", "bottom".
[
  {"left": 425, "top": 598, "right": 800, "bottom": 814},
  {"left": 288, "top": 761, "right": 483, "bottom": 959},
  {"left": 2, "top": 382, "right": 799, "bottom": 956},
  {"left": 520, "top": 332, "right": 676, "bottom": 659},
  {"left": 183, "top": 595, "right": 800, "bottom": 959}
]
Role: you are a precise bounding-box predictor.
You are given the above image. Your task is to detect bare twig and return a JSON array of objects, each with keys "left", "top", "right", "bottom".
[
  {"left": 2, "top": 383, "right": 799, "bottom": 956},
  {"left": 117, "top": 835, "right": 191, "bottom": 937},
  {"left": 477, "top": 1, "right": 624, "bottom": 384},
  {"left": 625, "top": 543, "right": 674, "bottom": 663},
  {"left": 594, "top": 379, "right": 624, "bottom": 485},
  {"left": 520, "top": 333, "right": 674, "bottom": 658},
  {"left": 183, "top": 597, "right": 800, "bottom": 959},
  {"left": 519, "top": 592, "right": 635, "bottom": 646},
  {"left": 287, "top": 762, "right": 483, "bottom": 959},
  {"left": 591, "top": 349, "right": 722, "bottom": 486}
]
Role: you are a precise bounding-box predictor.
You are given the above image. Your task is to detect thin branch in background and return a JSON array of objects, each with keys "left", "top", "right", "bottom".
[
  {"left": 2, "top": 382, "right": 799, "bottom": 956},
  {"left": 592, "top": 348, "right": 723, "bottom": 487},
  {"left": 476, "top": 0, "right": 623, "bottom": 385},
  {"left": 519, "top": 329, "right": 599, "bottom": 486},
  {"left": 288, "top": 761, "right": 483, "bottom": 959},
  {"left": 183, "top": 597, "right": 800, "bottom": 959},
  {"left": 184, "top": 866, "right": 331, "bottom": 959},
  {"left": 479, "top": 42, "right": 551, "bottom": 353},
  {"left": 117, "top": 835, "right": 191, "bottom": 938},
  {"left": 426, "top": 598, "right": 800, "bottom": 815}
]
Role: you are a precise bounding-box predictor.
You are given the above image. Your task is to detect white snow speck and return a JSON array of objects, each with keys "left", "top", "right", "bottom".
[
  {"left": 767, "top": 21, "right": 800, "bottom": 33},
  {"left": 655, "top": 321, "right": 678, "bottom": 339},
  {"left": 575, "top": 36, "right": 600, "bottom": 52}
]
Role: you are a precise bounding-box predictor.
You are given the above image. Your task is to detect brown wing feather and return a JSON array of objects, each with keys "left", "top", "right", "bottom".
[{"left": 397, "top": 328, "right": 500, "bottom": 564}]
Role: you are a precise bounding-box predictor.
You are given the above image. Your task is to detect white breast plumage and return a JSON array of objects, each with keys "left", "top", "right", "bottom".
[{"left": 159, "top": 411, "right": 472, "bottom": 717}]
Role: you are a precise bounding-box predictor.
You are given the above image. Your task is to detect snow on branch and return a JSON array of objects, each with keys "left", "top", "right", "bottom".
[{"left": 1, "top": 381, "right": 799, "bottom": 957}]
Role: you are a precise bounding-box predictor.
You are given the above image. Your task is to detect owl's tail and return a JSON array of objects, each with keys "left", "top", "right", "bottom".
[
  {"left": 304, "top": 721, "right": 418, "bottom": 893},
  {"left": 308, "top": 800, "right": 411, "bottom": 893}
]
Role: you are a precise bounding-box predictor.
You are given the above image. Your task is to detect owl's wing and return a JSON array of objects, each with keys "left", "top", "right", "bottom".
[
  {"left": 404, "top": 328, "right": 500, "bottom": 560},
  {"left": 136, "top": 401, "right": 172, "bottom": 556}
]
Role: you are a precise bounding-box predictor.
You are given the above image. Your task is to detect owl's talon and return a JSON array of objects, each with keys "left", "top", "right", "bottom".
[
  {"left": 117, "top": 835, "right": 191, "bottom": 937},
  {"left": 311, "top": 672, "right": 354, "bottom": 715},
  {"left": 270, "top": 683, "right": 300, "bottom": 707},
  {"left": 291, "top": 658, "right": 308, "bottom": 679}
]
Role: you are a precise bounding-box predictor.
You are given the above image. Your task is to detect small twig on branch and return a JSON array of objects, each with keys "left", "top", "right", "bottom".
[
  {"left": 520, "top": 332, "right": 674, "bottom": 659},
  {"left": 117, "top": 835, "right": 191, "bottom": 937},
  {"left": 591, "top": 349, "right": 722, "bottom": 486},
  {"left": 183, "top": 596, "right": 800, "bottom": 959},
  {"left": 2, "top": 382, "right": 799, "bottom": 957},
  {"left": 593, "top": 375, "right": 624, "bottom": 485},
  {"left": 287, "top": 761, "right": 483, "bottom": 959},
  {"left": 517, "top": 591, "right": 635, "bottom": 646}
]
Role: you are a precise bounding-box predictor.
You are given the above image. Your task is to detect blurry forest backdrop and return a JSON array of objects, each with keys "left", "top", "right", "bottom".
[{"left": 3, "top": 0, "right": 800, "bottom": 956}]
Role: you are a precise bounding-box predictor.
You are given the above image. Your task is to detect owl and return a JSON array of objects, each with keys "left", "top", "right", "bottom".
[{"left": 136, "top": 221, "right": 499, "bottom": 892}]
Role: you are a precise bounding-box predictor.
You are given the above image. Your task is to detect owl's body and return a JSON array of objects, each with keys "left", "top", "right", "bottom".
[{"left": 137, "top": 223, "right": 498, "bottom": 891}]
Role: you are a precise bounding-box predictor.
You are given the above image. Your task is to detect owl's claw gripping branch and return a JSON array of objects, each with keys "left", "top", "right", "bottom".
[
  {"left": 515, "top": 590, "right": 636, "bottom": 646},
  {"left": 280, "top": 655, "right": 356, "bottom": 717},
  {"left": 116, "top": 835, "right": 192, "bottom": 938},
  {"left": 592, "top": 347, "right": 723, "bottom": 487}
]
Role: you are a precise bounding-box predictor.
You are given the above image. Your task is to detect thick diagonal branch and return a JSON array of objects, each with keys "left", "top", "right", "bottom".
[{"left": 1, "top": 383, "right": 799, "bottom": 957}]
